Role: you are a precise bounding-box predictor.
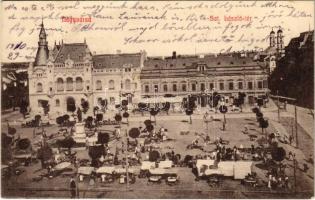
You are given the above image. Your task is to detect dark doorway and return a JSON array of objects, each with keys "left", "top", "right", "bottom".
[
  {"left": 67, "top": 97, "right": 76, "bottom": 112},
  {"left": 201, "top": 96, "right": 207, "bottom": 107}
]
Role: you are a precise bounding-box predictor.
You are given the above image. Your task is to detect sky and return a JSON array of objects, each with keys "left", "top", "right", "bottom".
[{"left": 0, "top": 1, "right": 314, "bottom": 62}]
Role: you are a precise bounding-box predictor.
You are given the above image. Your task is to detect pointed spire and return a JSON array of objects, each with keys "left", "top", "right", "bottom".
[{"left": 34, "top": 18, "right": 49, "bottom": 66}]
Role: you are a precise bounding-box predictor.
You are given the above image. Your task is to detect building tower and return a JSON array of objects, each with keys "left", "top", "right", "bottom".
[
  {"left": 276, "top": 27, "right": 284, "bottom": 56},
  {"left": 269, "top": 28, "right": 276, "bottom": 47},
  {"left": 34, "top": 20, "right": 49, "bottom": 66}
]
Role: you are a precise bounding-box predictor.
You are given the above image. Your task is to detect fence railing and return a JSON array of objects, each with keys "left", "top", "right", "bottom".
[{"left": 3, "top": 186, "right": 313, "bottom": 198}]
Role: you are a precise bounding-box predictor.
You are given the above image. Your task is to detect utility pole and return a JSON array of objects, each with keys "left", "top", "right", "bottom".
[
  {"left": 76, "top": 164, "right": 79, "bottom": 198},
  {"left": 294, "top": 105, "right": 298, "bottom": 148},
  {"left": 277, "top": 90, "right": 280, "bottom": 122},
  {"left": 293, "top": 156, "right": 297, "bottom": 194},
  {"left": 125, "top": 129, "right": 129, "bottom": 190}
]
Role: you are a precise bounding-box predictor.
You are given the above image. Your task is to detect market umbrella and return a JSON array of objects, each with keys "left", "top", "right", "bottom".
[
  {"left": 149, "top": 168, "right": 165, "bottom": 175},
  {"left": 115, "top": 168, "right": 135, "bottom": 174},
  {"left": 78, "top": 166, "right": 94, "bottom": 175},
  {"left": 54, "top": 162, "right": 71, "bottom": 170},
  {"left": 96, "top": 166, "right": 115, "bottom": 174},
  {"left": 205, "top": 169, "right": 223, "bottom": 176},
  {"left": 165, "top": 168, "right": 178, "bottom": 175}
]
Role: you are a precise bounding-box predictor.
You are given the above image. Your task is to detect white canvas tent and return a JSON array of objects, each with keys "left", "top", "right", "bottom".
[
  {"left": 78, "top": 167, "right": 94, "bottom": 175},
  {"left": 159, "top": 160, "right": 173, "bottom": 169},
  {"left": 196, "top": 159, "right": 215, "bottom": 177},
  {"left": 149, "top": 168, "right": 166, "bottom": 175},
  {"left": 218, "top": 161, "right": 235, "bottom": 177},
  {"left": 204, "top": 169, "right": 223, "bottom": 176},
  {"left": 115, "top": 168, "right": 135, "bottom": 174},
  {"left": 140, "top": 161, "right": 155, "bottom": 170},
  {"left": 96, "top": 166, "right": 115, "bottom": 174},
  {"left": 233, "top": 161, "right": 253, "bottom": 179}
]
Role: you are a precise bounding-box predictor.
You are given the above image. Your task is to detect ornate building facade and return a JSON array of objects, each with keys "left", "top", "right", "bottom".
[
  {"left": 28, "top": 22, "right": 144, "bottom": 115},
  {"left": 140, "top": 51, "right": 269, "bottom": 106},
  {"left": 28, "top": 22, "right": 279, "bottom": 114},
  {"left": 92, "top": 52, "right": 145, "bottom": 110},
  {"left": 28, "top": 21, "right": 94, "bottom": 115}
]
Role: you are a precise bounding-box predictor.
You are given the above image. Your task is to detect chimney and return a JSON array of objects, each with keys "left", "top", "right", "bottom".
[{"left": 172, "top": 51, "right": 176, "bottom": 59}]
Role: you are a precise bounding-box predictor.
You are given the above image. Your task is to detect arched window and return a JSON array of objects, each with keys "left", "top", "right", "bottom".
[
  {"left": 209, "top": 83, "right": 214, "bottom": 90},
  {"left": 56, "top": 78, "right": 64, "bottom": 91},
  {"left": 200, "top": 83, "right": 205, "bottom": 92},
  {"left": 36, "top": 83, "right": 43, "bottom": 92},
  {"left": 109, "top": 80, "right": 115, "bottom": 90},
  {"left": 66, "top": 77, "right": 73, "bottom": 91},
  {"left": 172, "top": 84, "right": 177, "bottom": 92},
  {"left": 228, "top": 80, "right": 234, "bottom": 90},
  {"left": 55, "top": 99, "right": 60, "bottom": 107},
  {"left": 75, "top": 77, "right": 83, "bottom": 91},
  {"left": 219, "top": 81, "right": 225, "bottom": 90},
  {"left": 96, "top": 80, "right": 102, "bottom": 90},
  {"left": 163, "top": 84, "right": 168, "bottom": 92},
  {"left": 182, "top": 84, "right": 187, "bottom": 92},
  {"left": 191, "top": 83, "right": 196, "bottom": 91},
  {"left": 125, "top": 79, "right": 131, "bottom": 90},
  {"left": 181, "top": 81, "right": 187, "bottom": 92},
  {"left": 154, "top": 85, "right": 158, "bottom": 92},
  {"left": 144, "top": 85, "right": 149, "bottom": 93}
]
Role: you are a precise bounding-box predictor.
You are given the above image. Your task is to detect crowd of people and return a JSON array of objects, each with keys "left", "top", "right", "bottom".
[{"left": 4, "top": 101, "right": 313, "bottom": 200}]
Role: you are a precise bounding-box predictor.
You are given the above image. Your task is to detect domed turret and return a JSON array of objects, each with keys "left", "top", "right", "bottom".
[
  {"left": 276, "top": 27, "right": 284, "bottom": 56},
  {"left": 269, "top": 28, "right": 276, "bottom": 47},
  {"left": 270, "top": 29, "right": 275, "bottom": 35}
]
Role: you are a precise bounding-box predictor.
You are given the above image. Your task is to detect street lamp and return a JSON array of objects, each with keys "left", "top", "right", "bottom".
[
  {"left": 209, "top": 88, "right": 216, "bottom": 112},
  {"left": 125, "top": 129, "right": 129, "bottom": 190},
  {"left": 212, "top": 88, "right": 215, "bottom": 111},
  {"left": 104, "top": 87, "right": 108, "bottom": 112}
]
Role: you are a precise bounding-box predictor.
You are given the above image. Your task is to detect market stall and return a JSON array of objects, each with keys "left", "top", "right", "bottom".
[
  {"left": 196, "top": 159, "right": 215, "bottom": 177},
  {"left": 159, "top": 160, "right": 173, "bottom": 169},
  {"left": 78, "top": 166, "right": 94, "bottom": 181}
]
